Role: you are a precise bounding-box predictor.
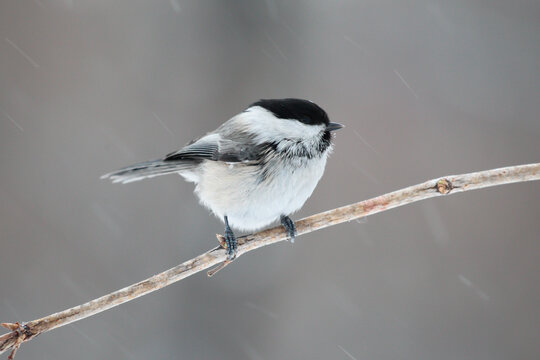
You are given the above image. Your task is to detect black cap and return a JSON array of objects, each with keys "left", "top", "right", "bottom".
[{"left": 250, "top": 98, "right": 330, "bottom": 126}]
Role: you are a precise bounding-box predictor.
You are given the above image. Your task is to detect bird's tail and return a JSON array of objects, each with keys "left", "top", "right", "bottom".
[{"left": 101, "top": 159, "right": 192, "bottom": 184}]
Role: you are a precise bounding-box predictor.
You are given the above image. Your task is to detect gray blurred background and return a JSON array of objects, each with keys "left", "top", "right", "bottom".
[{"left": 1, "top": 1, "right": 539, "bottom": 359}]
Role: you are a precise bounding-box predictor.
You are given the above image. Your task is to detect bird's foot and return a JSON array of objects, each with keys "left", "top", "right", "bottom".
[
  {"left": 280, "top": 215, "right": 297, "bottom": 243},
  {"left": 223, "top": 216, "right": 237, "bottom": 260}
]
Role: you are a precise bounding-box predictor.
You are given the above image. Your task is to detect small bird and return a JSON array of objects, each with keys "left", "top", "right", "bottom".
[{"left": 102, "top": 98, "right": 343, "bottom": 259}]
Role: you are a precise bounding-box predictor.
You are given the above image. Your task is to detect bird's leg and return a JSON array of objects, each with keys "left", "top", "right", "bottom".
[
  {"left": 280, "top": 215, "right": 297, "bottom": 243},
  {"left": 223, "top": 216, "right": 237, "bottom": 260}
]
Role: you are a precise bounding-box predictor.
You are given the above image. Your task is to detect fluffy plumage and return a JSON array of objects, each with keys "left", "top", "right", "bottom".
[{"left": 102, "top": 98, "right": 340, "bottom": 231}]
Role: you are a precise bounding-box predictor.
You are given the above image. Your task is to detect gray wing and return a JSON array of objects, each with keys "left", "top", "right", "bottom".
[
  {"left": 164, "top": 133, "right": 269, "bottom": 163},
  {"left": 102, "top": 132, "right": 271, "bottom": 184}
]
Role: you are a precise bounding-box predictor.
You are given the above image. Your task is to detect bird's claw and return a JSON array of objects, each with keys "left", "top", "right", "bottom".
[
  {"left": 280, "top": 215, "right": 297, "bottom": 243},
  {"left": 223, "top": 216, "right": 237, "bottom": 260},
  {"left": 224, "top": 228, "right": 237, "bottom": 260}
]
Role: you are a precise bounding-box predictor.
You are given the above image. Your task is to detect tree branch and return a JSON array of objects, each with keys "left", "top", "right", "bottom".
[{"left": 1, "top": 163, "right": 539, "bottom": 358}]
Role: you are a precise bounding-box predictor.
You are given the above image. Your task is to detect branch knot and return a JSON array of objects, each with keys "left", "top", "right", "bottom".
[{"left": 435, "top": 178, "right": 453, "bottom": 194}]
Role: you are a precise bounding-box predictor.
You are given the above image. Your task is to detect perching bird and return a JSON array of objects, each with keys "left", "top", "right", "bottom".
[{"left": 102, "top": 98, "right": 343, "bottom": 259}]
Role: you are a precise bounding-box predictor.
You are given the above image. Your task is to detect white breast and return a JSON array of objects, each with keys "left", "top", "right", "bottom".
[{"left": 192, "top": 153, "right": 329, "bottom": 231}]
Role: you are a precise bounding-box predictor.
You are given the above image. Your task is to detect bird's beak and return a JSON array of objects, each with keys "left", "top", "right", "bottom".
[{"left": 327, "top": 122, "right": 344, "bottom": 131}]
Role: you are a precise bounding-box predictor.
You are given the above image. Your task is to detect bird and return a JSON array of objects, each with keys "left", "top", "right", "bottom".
[{"left": 102, "top": 98, "right": 343, "bottom": 259}]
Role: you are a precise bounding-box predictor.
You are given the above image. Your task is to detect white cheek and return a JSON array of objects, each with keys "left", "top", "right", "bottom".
[{"left": 241, "top": 107, "right": 325, "bottom": 142}]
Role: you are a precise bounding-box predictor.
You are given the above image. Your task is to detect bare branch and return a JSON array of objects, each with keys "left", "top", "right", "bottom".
[{"left": 1, "top": 163, "right": 539, "bottom": 358}]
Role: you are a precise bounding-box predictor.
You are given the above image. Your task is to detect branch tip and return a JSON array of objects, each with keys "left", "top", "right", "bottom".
[
  {"left": 0, "top": 322, "right": 35, "bottom": 359},
  {"left": 216, "top": 234, "right": 227, "bottom": 249},
  {"left": 207, "top": 259, "right": 233, "bottom": 277},
  {"left": 0, "top": 325, "right": 17, "bottom": 332}
]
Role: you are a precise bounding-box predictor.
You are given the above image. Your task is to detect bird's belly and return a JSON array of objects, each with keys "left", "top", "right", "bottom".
[{"left": 194, "top": 157, "right": 327, "bottom": 231}]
